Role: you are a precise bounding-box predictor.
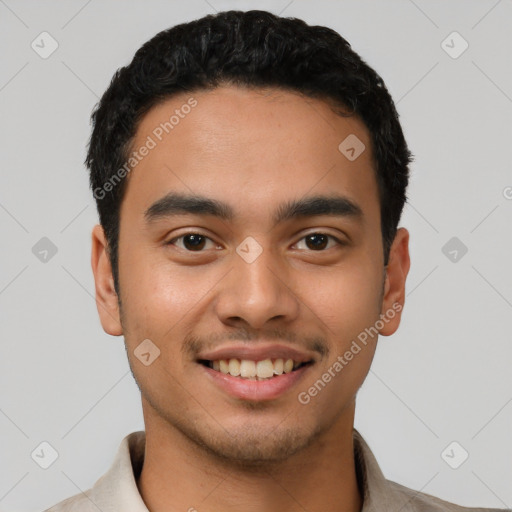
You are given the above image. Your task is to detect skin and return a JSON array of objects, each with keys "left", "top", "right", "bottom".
[{"left": 91, "top": 85, "right": 410, "bottom": 512}]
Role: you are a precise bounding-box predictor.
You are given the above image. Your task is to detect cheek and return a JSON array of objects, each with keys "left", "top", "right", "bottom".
[
  {"left": 118, "top": 248, "right": 222, "bottom": 355},
  {"left": 297, "top": 265, "right": 381, "bottom": 413},
  {"left": 118, "top": 243, "right": 177, "bottom": 330},
  {"left": 117, "top": 257, "right": 205, "bottom": 397},
  {"left": 123, "top": 268, "right": 191, "bottom": 332},
  {"left": 309, "top": 260, "right": 383, "bottom": 338}
]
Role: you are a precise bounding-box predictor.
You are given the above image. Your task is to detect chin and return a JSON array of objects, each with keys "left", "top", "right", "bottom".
[{"left": 187, "top": 421, "right": 325, "bottom": 468}]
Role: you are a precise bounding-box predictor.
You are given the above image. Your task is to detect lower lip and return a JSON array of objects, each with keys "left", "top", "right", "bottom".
[{"left": 200, "top": 363, "right": 312, "bottom": 401}]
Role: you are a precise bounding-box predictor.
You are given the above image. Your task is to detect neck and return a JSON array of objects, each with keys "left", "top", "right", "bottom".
[{"left": 137, "top": 402, "right": 363, "bottom": 512}]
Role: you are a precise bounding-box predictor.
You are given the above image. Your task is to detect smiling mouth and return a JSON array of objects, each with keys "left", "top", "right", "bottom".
[{"left": 198, "top": 358, "right": 313, "bottom": 380}]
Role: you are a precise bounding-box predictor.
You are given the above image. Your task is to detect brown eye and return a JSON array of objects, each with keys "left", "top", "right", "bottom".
[
  {"left": 168, "top": 233, "right": 217, "bottom": 251},
  {"left": 305, "top": 234, "right": 328, "bottom": 250},
  {"left": 294, "top": 233, "right": 342, "bottom": 251}
]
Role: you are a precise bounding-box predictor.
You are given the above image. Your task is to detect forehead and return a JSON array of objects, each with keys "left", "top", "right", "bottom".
[{"left": 122, "top": 85, "right": 379, "bottom": 227}]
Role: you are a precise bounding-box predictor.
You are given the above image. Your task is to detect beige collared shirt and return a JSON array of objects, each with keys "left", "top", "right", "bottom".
[{"left": 44, "top": 429, "right": 507, "bottom": 511}]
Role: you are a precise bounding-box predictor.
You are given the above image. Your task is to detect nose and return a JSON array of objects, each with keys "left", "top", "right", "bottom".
[{"left": 213, "top": 245, "right": 300, "bottom": 330}]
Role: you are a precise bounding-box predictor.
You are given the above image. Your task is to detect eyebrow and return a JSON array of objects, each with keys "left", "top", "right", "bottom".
[{"left": 144, "top": 192, "right": 363, "bottom": 225}]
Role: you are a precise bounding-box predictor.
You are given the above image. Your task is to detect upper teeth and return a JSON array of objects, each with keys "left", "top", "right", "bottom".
[{"left": 211, "top": 358, "right": 299, "bottom": 379}]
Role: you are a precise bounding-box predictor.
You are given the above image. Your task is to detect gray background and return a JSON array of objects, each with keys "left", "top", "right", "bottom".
[{"left": 1, "top": 0, "right": 511, "bottom": 510}]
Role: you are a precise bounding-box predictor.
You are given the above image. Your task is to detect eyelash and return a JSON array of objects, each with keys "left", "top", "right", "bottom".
[{"left": 166, "top": 232, "right": 345, "bottom": 252}]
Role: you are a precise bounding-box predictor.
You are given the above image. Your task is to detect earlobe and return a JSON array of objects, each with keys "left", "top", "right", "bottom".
[
  {"left": 91, "top": 224, "right": 123, "bottom": 336},
  {"left": 378, "top": 227, "right": 410, "bottom": 336}
]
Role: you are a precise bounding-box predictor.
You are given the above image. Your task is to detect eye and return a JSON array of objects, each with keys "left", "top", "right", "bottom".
[
  {"left": 167, "top": 233, "right": 220, "bottom": 252},
  {"left": 166, "top": 232, "right": 344, "bottom": 253},
  {"left": 293, "top": 233, "right": 344, "bottom": 251}
]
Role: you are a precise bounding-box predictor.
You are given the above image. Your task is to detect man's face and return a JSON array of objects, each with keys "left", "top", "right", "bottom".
[{"left": 93, "top": 85, "right": 409, "bottom": 464}]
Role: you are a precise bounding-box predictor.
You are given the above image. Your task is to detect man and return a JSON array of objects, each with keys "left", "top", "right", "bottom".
[{"left": 45, "top": 9, "right": 506, "bottom": 512}]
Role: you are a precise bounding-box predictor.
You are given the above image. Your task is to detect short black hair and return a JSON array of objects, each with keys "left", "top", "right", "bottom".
[{"left": 86, "top": 9, "right": 412, "bottom": 295}]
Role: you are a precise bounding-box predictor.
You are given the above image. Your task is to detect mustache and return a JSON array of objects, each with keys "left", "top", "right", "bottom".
[{"left": 182, "top": 327, "right": 329, "bottom": 359}]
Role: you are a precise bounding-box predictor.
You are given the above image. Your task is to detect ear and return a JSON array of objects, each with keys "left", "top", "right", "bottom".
[
  {"left": 378, "top": 227, "right": 410, "bottom": 336},
  {"left": 91, "top": 224, "right": 123, "bottom": 336}
]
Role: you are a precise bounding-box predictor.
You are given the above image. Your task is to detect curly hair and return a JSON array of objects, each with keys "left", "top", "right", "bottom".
[{"left": 86, "top": 9, "right": 413, "bottom": 294}]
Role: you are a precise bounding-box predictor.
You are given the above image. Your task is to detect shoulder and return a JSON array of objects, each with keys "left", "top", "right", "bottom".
[
  {"left": 387, "top": 479, "right": 508, "bottom": 512},
  {"left": 42, "top": 490, "right": 97, "bottom": 512},
  {"left": 42, "top": 431, "right": 147, "bottom": 512}
]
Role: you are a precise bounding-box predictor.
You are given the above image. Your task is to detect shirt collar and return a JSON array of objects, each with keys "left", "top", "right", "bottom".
[
  {"left": 87, "top": 428, "right": 410, "bottom": 512},
  {"left": 352, "top": 428, "right": 414, "bottom": 511}
]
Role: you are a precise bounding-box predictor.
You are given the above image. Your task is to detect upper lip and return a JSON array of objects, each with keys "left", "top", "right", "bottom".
[{"left": 196, "top": 343, "right": 317, "bottom": 363}]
